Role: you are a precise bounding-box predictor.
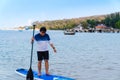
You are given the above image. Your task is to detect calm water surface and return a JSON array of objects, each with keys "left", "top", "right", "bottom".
[{"left": 0, "top": 30, "right": 120, "bottom": 80}]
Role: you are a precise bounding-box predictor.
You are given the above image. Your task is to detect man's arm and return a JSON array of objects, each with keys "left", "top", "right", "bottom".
[{"left": 50, "top": 43, "right": 57, "bottom": 53}]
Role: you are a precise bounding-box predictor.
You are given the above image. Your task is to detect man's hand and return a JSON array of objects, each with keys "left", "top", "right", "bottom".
[
  {"left": 53, "top": 48, "right": 57, "bottom": 53},
  {"left": 31, "top": 37, "right": 34, "bottom": 43},
  {"left": 50, "top": 44, "right": 57, "bottom": 53}
]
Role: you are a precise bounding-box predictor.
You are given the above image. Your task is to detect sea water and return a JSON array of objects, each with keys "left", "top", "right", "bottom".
[{"left": 0, "top": 30, "right": 120, "bottom": 80}]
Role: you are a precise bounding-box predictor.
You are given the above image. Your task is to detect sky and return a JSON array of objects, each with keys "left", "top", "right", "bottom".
[{"left": 0, "top": 0, "right": 120, "bottom": 28}]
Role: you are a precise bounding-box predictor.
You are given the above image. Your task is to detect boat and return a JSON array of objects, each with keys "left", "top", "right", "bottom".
[{"left": 64, "top": 31, "right": 75, "bottom": 35}]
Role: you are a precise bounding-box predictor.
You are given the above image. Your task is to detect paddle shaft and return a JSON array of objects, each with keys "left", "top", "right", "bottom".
[
  {"left": 26, "top": 25, "right": 36, "bottom": 80},
  {"left": 30, "top": 25, "right": 35, "bottom": 68}
]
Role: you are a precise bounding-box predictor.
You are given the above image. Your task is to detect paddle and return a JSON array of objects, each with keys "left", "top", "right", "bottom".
[{"left": 26, "top": 24, "right": 36, "bottom": 80}]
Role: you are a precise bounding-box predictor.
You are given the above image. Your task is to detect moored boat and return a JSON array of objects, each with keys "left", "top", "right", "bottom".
[{"left": 64, "top": 31, "right": 75, "bottom": 35}]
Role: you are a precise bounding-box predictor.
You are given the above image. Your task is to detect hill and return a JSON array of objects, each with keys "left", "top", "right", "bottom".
[
  {"left": 30, "top": 15, "right": 105, "bottom": 30},
  {"left": 21, "top": 12, "right": 120, "bottom": 30}
]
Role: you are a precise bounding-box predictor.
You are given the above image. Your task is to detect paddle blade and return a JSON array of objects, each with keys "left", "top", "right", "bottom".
[{"left": 26, "top": 68, "right": 34, "bottom": 80}]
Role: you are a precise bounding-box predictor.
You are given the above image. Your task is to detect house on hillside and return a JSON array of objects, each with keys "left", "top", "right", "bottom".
[
  {"left": 96, "top": 24, "right": 107, "bottom": 30},
  {"left": 95, "top": 24, "right": 112, "bottom": 33},
  {"left": 73, "top": 24, "right": 83, "bottom": 32}
]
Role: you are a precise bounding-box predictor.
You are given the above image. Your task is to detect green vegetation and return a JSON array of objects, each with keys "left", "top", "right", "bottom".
[
  {"left": 25, "top": 12, "right": 120, "bottom": 30},
  {"left": 81, "top": 12, "right": 120, "bottom": 29},
  {"left": 103, "top": 12, "right": 120, "bottom": 29},
  {"left": 30, "top": 19, "right": 80, "bottom": 30},
  {"left": 80, "top": 12, "right": 120, "bottom": 29},
  {"left": 115, "top": 20, "right": 120, "bottom": 29},
  {"left": 28, "top": 15, "right": 105, "bottom": 30}
]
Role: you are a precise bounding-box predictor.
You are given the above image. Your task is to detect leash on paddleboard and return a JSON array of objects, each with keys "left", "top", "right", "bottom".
[{"left": 26, "top": 24, "right": 36, "bottom": 80}]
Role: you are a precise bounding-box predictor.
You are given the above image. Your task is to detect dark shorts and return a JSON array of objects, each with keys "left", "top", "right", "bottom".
[{"left": 37, "top": 51, "right": 49, "bottom": 61}]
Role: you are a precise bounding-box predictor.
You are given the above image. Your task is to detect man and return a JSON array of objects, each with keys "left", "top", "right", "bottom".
[{"left": 31, "top": 27, "right": 56, "bottom": 76}]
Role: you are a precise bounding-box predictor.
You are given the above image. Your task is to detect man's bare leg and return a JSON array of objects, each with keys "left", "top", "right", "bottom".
[
  {"left": 45, "top": 60, "right": 49, "bottom": 75},
  {"left": 38, "top": 61, "right": 42, "bottom": 76}
]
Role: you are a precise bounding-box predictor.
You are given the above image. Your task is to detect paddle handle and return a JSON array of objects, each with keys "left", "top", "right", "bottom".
[{"left": 30, "top": 25, "right": 36, "bottom": 68}]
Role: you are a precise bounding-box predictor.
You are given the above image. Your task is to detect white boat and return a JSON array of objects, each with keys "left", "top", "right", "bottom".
[{"left": 64, "top": 31, "right": 75, "bottom": 35}]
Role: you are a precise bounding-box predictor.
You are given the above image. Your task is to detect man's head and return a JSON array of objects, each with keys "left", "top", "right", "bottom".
[{"left": 40, "top": 27, "right": 47, "bottom": 36}]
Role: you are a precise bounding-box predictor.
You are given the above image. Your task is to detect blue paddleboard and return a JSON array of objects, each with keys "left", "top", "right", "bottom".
[{"left": 15, "top": 68, "right": 75, "bottom": 80}]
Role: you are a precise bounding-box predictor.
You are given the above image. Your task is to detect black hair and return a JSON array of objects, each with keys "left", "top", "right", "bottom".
[{"left": 40, "top": 27, "right": 46, "bottom": 32}]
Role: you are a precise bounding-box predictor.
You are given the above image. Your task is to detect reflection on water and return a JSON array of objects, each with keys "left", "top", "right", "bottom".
[{"left": 0, "top": 30, "right": 120, "bottom": 80}]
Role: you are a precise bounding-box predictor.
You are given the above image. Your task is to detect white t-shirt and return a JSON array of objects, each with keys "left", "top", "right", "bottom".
[{"left": 34, "top": 33, "right": 51, "bottom": 51}]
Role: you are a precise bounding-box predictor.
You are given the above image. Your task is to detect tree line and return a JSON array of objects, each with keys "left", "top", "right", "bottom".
[{"left": 80, "top": 12, "right": 120, "bottom": 29}]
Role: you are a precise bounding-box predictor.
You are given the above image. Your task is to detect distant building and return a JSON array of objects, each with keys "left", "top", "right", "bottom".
[
  {"left": 24, "top": 26, "right": 30, "bottom": 30},
  {"left": 95, "top": 24, "right": 107, "bottom": 30},
  {"left": 95, "top": 24, "right": 114, "bottom": 33},
  {"left": 74, "top": 24, "right": 83, "bottom": 32}
]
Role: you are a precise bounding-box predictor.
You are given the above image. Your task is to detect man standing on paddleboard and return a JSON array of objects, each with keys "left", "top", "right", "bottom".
[{"left": 31, "top": 27, "right": 56, "bottom": 76}]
